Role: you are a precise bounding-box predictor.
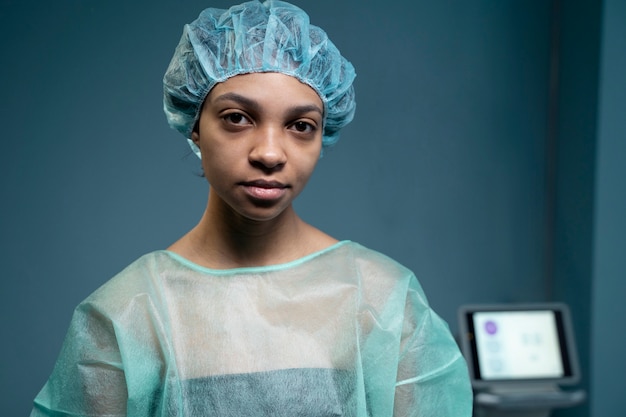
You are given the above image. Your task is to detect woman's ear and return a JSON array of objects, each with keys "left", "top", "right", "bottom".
[{"left": 191, "top": 116, "right": 202, "bottom": 143}]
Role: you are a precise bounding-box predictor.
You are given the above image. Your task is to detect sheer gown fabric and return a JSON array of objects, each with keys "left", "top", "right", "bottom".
[{"left": 31, "top": 241, "right": 472, "bottom": 416}]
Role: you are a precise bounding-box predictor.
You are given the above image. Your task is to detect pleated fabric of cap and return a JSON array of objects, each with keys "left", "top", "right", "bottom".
[{"left": 163, "top": 0, "right": 357, "bottom": 157}]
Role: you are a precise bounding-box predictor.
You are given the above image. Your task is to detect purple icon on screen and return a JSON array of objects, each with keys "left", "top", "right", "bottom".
[{"left": 484, "top": 320, "right": 498, "bottom": 335}]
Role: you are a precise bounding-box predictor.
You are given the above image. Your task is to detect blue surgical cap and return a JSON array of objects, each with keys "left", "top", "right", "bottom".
[{"left": 163, "top": 0, "right": 357, "bottom": 157}]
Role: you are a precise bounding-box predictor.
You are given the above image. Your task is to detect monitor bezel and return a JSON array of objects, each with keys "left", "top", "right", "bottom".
[{"left": 458, "top": 303, "right": 581, "bottom": 389}]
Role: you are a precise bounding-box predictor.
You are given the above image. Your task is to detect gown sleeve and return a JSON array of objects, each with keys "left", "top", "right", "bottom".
[
  {"left": 393, "top": 275, "right": 473, "bottom": 417},
  {"left": 31, "top": 255, "right": 173, "bottom": 417},
  {"left": 30, "top": 301, "right": 129, "bottom": 417}
]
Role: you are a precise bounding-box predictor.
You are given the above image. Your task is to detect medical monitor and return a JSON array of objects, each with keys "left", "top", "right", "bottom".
[{"left": 458, "top": 303, "right": 580, "bottom": 389}]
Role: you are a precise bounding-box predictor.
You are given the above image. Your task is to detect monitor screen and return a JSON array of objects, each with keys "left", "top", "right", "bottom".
[{"left": 458, "top": 303, "right": 580, "bottom": 388}]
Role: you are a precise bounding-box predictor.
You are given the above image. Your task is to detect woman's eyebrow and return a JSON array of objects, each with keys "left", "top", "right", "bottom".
[
  {"left": 213, "top": 92, "right": 260, "bottom": 112},
  {"left": 213, "top": 92, "right": 323, "bottom": 117},
  {"left": 287, "top": 104, "right": 324, "bottom": 117}
]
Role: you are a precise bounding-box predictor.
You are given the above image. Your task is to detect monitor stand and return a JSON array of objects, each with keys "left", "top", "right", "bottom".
[
  {"left": 473, "top": 383, "right": 586, "bottom": 417},
  {"left": 475, "top": 410, "right": 550, "bottom": 417}
]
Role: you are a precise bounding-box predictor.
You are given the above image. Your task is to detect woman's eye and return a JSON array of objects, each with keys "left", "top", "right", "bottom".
[
  {"left": 291, "top": 121, "right": 315, "bottom": 133},
  {"left": 223, "top": 113, "right": 249, "bottom": 125}
]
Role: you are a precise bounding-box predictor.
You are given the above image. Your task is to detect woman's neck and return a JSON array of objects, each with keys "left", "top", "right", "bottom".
[{"left": 167, "top": 196, "right": 337, "bottom": 269}]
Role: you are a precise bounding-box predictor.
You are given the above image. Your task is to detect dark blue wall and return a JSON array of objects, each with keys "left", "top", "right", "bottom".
[
  {"left": 4, "top": 0, "right": 618, "bottom": 416},
  {"left": 551, "top": 1, "right": 602, "bottom": 417}
]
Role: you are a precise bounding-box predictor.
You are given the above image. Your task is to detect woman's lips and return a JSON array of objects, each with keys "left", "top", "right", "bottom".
[{"left": 240, "top": 180, "right": 288, "bottom": 200}]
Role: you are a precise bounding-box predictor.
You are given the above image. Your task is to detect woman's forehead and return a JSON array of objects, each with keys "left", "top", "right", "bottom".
[{"left": 209, "top": 73, "right": 323, "bottom": 108}]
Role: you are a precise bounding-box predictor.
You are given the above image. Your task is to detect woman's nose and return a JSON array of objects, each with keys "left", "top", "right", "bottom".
[{"left": 248, "top": 128, "right": 287, "bottom": 170}]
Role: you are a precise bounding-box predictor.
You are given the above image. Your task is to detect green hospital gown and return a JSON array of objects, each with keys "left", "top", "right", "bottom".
[{"left": 31, "top": 241, "right": 472, "bottom": 416}]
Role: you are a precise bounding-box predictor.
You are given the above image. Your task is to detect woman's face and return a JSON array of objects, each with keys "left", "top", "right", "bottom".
[{"left": 192, "top": 72, "right": 324, "bottom": 222}]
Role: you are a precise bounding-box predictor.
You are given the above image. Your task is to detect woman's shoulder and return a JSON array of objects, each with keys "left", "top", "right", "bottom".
[
  {"left": 319, "top": 241, "right": 418, "bottom": 300},
  {"left": 79, "top": 251, "right": 175, "bottom": 313},
  {"left": 336, "top": 241, "right": 414, "bottom": 277}
]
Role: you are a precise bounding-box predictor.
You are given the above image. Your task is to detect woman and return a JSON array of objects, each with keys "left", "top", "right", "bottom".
[{"left": 31, "top": 1, "right": 472, "bottom": 416}]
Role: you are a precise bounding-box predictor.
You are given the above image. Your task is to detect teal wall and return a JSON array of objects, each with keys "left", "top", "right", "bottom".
[
  {"left": 590, "top": 0, "right": 626, "bottom": 414},
  {"left": 0, "top": 0, "right": 621, "bottom": 415}
]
